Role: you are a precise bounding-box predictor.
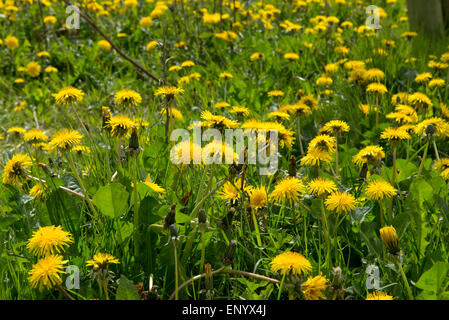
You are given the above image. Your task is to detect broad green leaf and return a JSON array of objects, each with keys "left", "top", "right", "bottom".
[
  {"left": 92, "top": 183, "right": 129, "bottom": 218},
  {"left": 415, "top": 262, "right": 449, "bottom": 296},
  {"left": 116, "top": 275, "right": 140, "bottom": 300}
]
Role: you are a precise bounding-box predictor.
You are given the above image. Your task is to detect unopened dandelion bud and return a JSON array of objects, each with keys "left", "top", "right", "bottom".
[
  {"left": 296, "top": 89, "right": 305, "bottom": 98},
  {"left": 425, "top": 124, "right": 436, "bottom": 137},
  {"left": 198, "top": 209, "right": 207, "bottom": 224},
  {"left": 102, "top": 106, "right": 111, "bottom": 131},
  {"left": 128, "top": 126, "right": 140, "bottom": 155},
  {"left": 288, "top": 155, "right": 297, "bottom": 177},
  {"left": 380, "top": 226, "right": 400, "bottom": 255},
  {"left": 222, "top": 240, "right": 237, "bottom": 266},
  {"left": 169, "top": 224, "right": 178, "bottom": 239},
  {"left": 164, "top": 204, "right": 177, "bottom": 229}
]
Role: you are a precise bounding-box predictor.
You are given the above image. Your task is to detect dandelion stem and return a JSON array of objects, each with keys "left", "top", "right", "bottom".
[
  {"left": 433, "top": 138, "right": 440, "bottom": 162},
  {"left": 417, "top": 140, "right": 429, "bottom": 178},
  {"left": 173, "top": 239, "right": 179, "bottom": 300},
  {"left": 252, "top": 209, "right": 262, "bottom": 247},
  {"left": 103, "top": 279, "right": 110, "bottom": 300},
  {"left": 320, "top": 200, "right": 330, "bottom": 267},
  {"left": 132, "top": 155, "right": 140, "bottom": 258},
  {"left": 394, "top": 256, "right": 414, "bottom": 300},
  {"left": 67, "top": 152, "right": 99, "bottom": 219},
  {"left": 297, "top": 116, "right": 304, "bottom": 155},
  {"left": 277, "top": 272, "right": 287, "bottom": 300},
  {"left": 379, "top": 200, "right": 385, "bottom": 227}
]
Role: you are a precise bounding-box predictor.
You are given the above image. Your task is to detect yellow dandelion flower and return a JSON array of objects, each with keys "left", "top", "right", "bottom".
[
  {"left": 365, "top": 179, "right": 396, "bottom": 201},
  {"left": 250, "top": 52, "right": 265, "bottom": 61},
  {"left": 229, "top": 106, "right": 250, "bottom": 117},
  {"left": 146, "top": 40, "right": 158, "bottom": 51},
  {"left": 27, "top": 225, "right": 73, "bottom": 257},
  {"left": 48, "top": 129, "right": 83, "bottom": 151},
  {"left": 302, "top": 274, "right": 328, "bottom": 300},
  {"left": 429, "top": 78, "right": 445, "bottom": 88},
  {"left": 86, "top": 253, "right": 119, "bottom": 270},
  {"left": 379, "top": 225, "right": 399, "bottom": 255},
  {"left": 154, "top": 86, "right": 184, "bottom": 99},
  {"left": 219, "top": 72, "right": 233, "bottom": 80},
  {"left": 201, "top": 110, "right": 239, "bottom": 129},
  {"left": 415, "top": 72, "right": 432, "bottom": 83},
  {"left": 143, "top": 174, "right": 166, "bottom": 194},
  {"left": 218, "top": 178, "right": 252, "bottom": 203},
  {"left": 380, "top": 127, "right": 411, "bottom": 141},
  {"left": 415, "top": 117, "right": 447, "bottom": 137},
  {"left": 267, "top": 111, "right": 289, "bottom": 121},
  {"left": 114, "top": 89, "right": 142, "bottom": 107},
  {"left": 269, "top": 177, "right": 306, "bottom": 204},
  {"left": 52, "top": 86, "right": 85, "bottom": 105},
  {"left": 2, "top": 153, "right": 32, "bottom": 186},
  {"left": 319, "top": 120, "right": 350, "bottom": 135},
  {"left": 308, "top": 134, "right": 336, "bottom": 153},
  {"left": 363, "top": 68, "right": 385, "bottom": 82},
  {"left": 300, "top": 149, "right": 332, "bottom": 167},
  {"left": 249, "top": 186, "right": 268, "bottom": 211},
  {"left": 366, "top": 291, "right": 393, "bottom": 300},
  {"left": 170, "top": 140, "right": 202, "bottom": 164},
  {"left": 408, "top": 92, "right": 432, "bottom": 108},
  {"left": 316, "top": 76, "right": 333, "bottom": 86},
  {"left": 181, "top": 60, "right": 195, "bottom": 68},
  {"left": 352, "top": 145, "right": 385, "bottom": 168},
  {"left": 284, "top": 53, "right": 299, "bottom": 61},
  {"left": 308, "top": 177, "right": 337, "bottom": 198},
  {"left": 26, "top": 61, "right": 41, "bottom": 77},
  {"left": 5, "top": 35, "right": 19, "bottom": 50},
  {"left": 98, "top": 40, "right": 111, "bottom": 51},
  {"left": 267, "top": 90, "right": 284, "bottom": 97},
  {"left": 325, "top": 191, "right": 357, "bottom": 214},
  {"left": 106, "top": 115, "right": 135, "bottom": 138},
  {"left": 366, "top": 83, "right": 388, "bottom": 95},
  {"left": 29, "top": 183, "right": 47, "bottom": 199},
  {"left": 24, "top": 129, "right": 48, "bottom": 143},
  {"left": 29, "top": 255, "right": 68, "bottom": 291},
  {"left": 270, "top": 252, "right": 312, "bottom": 276}
]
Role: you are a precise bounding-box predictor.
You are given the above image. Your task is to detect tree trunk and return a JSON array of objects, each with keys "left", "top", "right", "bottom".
[
  {"left": 406, "top": 0, "right": 444, "bottom": 36},
  {"left": 441, "top": 0, "right": 449, "bottom": 28}
]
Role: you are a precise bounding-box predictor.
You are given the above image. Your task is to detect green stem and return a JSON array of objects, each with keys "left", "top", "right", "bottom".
[
  {"left": 379, "top": 200, "right": 385, "bottom": 227},
  {"left": 103, "top": 279, "right": 109, "bottom": 300},
  {"left": 417, "top": 140, "right": 429, "bottom": 178},
  {"left": 320, "top": 200, "right": 330, "bottom": 267},
  {"left": 252, "top": 209, "right": 262, "bottom": 247},
  {"left": 132, "top": 155, "right": 140, "bottom": 258},
  {"left": 433, "top": 138, "right": 440, "bottom": 162},
  {"left": 67, "top": 152, "right": 99, "bottom": 219},
  {"left": 395, "top": 256, "right": 414, "bottom": 300},
  {"left": 174, "top": 240, "right": 179, "bottom": 300},
  {"left": 277, "top": 272, "right": 287, "bottom": 300}
]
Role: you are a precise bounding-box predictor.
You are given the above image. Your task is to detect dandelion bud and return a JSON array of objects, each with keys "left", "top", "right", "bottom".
[
  {"left": 198, "top": 209, "right": 207, "bottom": 224},
  {"left": 169, "top": 224, "right": 178, "bottom": 239},
  {"left": 425, "top": 124, "right": 436, "bottom": 137},
  {"left": 288, "top": 155, "right": 297, "bottom": 177},
  {"left": 296, "top": 89, "right": 305, "bottom": 98},
  {"left": 222, "top": 240, "right": 237, "bottom": 266},
  {"left": 102, "top": 106, "right": 111, "bottom": 131},
  {"left": 220, "top": 207, "right": 235, "bottom": 231},
  {"left": 164, "top": 204, "right": 177, "bottom": 229},
  {"left": 380, "top": 226, "right": 400, "bottom": 255},
  {"left": 128, "top": 126, "right": 140, "bottom": 155}
]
